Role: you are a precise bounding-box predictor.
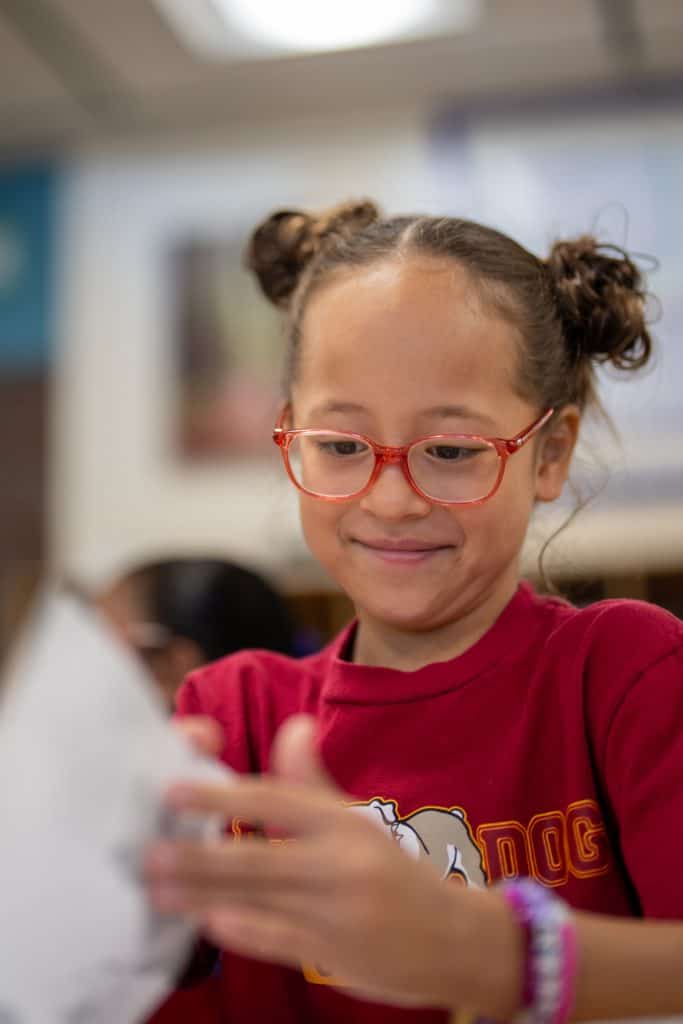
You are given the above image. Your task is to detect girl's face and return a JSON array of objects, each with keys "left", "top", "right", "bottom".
[{"left": 291, "top": 256, "right": 575, "bottom": 636}]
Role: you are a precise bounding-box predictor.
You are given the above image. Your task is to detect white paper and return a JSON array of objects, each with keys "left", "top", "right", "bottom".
[{"left": 0, "top": 590, "right": 231, "bottom": 1024}]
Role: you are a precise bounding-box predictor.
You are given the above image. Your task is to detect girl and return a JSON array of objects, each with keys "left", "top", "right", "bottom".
[{"left": 145, "top": 202, "right": 683, "bottom": 1023}]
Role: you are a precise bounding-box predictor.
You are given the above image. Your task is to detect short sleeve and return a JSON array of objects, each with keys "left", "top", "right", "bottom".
[
  {"left": 171, "top": 658, "right": 257, "bottom": 774},
  {"left": 602, "top": 642, "right": 683, "bottom": 917},
  {"left": 175, "top": 673, "right": 205, "bottom": 716},
  {"left": 170, "top": 648, "right": 316, "bottom": 774}
]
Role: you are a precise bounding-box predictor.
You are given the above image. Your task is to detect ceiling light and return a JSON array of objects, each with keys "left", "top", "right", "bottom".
[
  {"left": 214, "top": 0, "right": 441, "bottom": 53},
  {"left": 154, "top": 0, "right": 480, "bottom": 59}
]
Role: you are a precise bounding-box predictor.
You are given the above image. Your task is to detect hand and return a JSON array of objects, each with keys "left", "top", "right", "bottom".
[{"left": 145, "top": 715, "right": 473, "bottom": 1010}]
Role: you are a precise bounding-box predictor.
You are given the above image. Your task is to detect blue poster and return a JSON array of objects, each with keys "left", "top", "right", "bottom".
[{"left": 0, "top": 164, "right": 57, "bottom": 372}]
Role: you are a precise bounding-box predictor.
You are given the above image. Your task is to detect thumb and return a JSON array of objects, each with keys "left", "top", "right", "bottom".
[{"left": 271, "top": 714, "right": 339, "bottom": 793}]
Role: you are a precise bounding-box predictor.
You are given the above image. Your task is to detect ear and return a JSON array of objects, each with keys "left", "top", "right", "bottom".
[
  {"left": 533, "top": 405, "right": 580, "bottom": 503},
  {"left": 168, "top": 635, "right": 204, "bottom": 677}
]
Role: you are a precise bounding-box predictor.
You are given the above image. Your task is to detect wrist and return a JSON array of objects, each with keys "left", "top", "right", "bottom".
[
  {"left": 442, "top": 881, "right": 579, "bottom": 1024},
  {"left": 442, "top": 887, "right": 524, "bottom": 1018}
]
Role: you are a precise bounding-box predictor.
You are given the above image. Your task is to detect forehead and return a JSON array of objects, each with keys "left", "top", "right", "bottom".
[
  {"left": 97, "top": 576, "right": 147, "bottom": 627},
  {"left": 294, "top": 257, "right": 522, "bottom": 423}
]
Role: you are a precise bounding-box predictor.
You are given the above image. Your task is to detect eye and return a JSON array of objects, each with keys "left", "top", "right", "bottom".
[
  {"left": 424, "top": 444, "right": 476, "bottom": 461},
  {"left": 317, "top": 439, "right": 368, "bottom": 457}
]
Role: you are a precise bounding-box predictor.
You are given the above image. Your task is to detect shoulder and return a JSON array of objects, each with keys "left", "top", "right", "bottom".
[
  {"left": 539, "top": 594, "right": 683, "bottom": 751},
  {"left": 178, "top": 642, "right": 338, "bottom": 716},
  {"left": 523, "top": 585, "right": 681, "bottom": 709},
  {"left": 544, "top": 595, "right": 682, "bottom": 671},
  {"left": 174, "top": 635, "right": 348, "bottom": 772},
  {"left": 512, "top": 584, "right": 681, "bottom": 672}
]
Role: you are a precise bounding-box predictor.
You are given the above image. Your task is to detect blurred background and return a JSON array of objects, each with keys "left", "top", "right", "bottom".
[{"left": 1, "top": 0, "right": 683, "bottom": 660}]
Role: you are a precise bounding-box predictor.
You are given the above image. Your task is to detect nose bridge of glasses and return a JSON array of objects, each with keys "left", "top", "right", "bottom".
[
  {"left": 361, "top": 445, "right": 428, "bottom": 509},
  {"left": 375, "top": 443, "right": 408, "bottom": 466},
  {"left": 369, "top": 446, "right": 428, "bottom": 505}
]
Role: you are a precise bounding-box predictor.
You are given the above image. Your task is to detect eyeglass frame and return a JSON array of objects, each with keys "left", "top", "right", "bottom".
[{"left": 272, "top": 406, "right": 555, "bottom": 507}]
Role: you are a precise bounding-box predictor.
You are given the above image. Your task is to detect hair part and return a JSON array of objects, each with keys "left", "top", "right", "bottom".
[{"left": 245, "top": 200, "right": 653, "bottom": 416}]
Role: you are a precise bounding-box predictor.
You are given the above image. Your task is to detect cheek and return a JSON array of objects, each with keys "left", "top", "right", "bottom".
[
  {"left": 298, "top": 495, "right": 344, "bottom": 562},
  {"left": 457, "top": 456, "right": 537, "bottom": 547},
  {"left": 491, "top": 445, "right": 538, "bottom": 511}
]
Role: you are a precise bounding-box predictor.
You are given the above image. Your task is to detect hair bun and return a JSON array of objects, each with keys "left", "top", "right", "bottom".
[
  {"left": 245, "top": 200, "right": 380, "bottom": 309},
  {"left": 545, "top": 235, "right": 652, "bottom": 371}
]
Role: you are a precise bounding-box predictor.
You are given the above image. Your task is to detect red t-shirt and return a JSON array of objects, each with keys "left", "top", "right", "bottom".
[{"left": 148, "top": 583, "right": 683, "bottom": 1023}]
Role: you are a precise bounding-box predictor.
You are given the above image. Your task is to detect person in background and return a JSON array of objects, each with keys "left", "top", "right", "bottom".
[{"left": 97, "top": 557, "right": 295, "bottom": 709}]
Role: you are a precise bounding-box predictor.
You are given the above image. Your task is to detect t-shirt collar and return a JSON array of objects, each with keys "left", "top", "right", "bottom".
[{"left": 322, "top": 582, "right": 545, "bottom": 705}]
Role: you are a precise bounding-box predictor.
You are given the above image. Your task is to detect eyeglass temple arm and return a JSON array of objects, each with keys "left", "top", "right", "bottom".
[
  {"left": 273, "top": 405, "right": 290, "bottom": 445},
  {"left": 506, "top": 408, "right": 555, "bottom": 454}
]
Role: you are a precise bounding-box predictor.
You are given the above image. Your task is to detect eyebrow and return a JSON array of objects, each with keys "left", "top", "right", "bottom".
[
  {"left": 308, "top": 402, "right": 369, "bottom": 417},
  {"left": 419, "top": 405, "right": 499, "bottom": 428},
  {"left": 308, "top": 401, "right": 498, "bottom": 428}
]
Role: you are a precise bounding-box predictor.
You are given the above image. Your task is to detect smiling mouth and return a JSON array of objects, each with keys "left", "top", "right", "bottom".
[{"left": 352, "top": 540, "right": 452, "bottom": 564}]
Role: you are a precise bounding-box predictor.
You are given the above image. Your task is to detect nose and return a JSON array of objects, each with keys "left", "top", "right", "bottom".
[{"left": 358, "top": 460, "right": 431, "bottom": 520}]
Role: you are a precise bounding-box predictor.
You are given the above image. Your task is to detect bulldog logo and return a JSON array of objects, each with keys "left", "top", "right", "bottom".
[
  {"left": 303, "top": 796, "right": 487, "bottom": 987},
  {"left": 350, "top": 797, "right": 487, "bottom": 888}
]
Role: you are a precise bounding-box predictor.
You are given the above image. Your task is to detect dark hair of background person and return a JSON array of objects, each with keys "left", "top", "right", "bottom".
[
  {"left": 138, "top": 558, "right": 294, "bottom": 662},
  {"left": 97, "top": 557, "right": 296, "bottom": 708}
]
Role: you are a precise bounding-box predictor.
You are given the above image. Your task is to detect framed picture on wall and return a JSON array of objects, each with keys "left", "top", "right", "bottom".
[{"left": 171, "top": 237, "right": 284, "bottom": 459}]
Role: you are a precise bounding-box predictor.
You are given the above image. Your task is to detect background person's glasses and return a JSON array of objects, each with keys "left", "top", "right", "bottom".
[
  {"left": 273, "top": 408, "right": 554, "bottom": 506},
  {"left": 125, "top": 621, "right": 172, "bottom": 662}
]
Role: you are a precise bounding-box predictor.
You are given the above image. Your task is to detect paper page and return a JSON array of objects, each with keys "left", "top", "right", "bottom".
[{"left": 0, "top": 590, "right": 231, "bottom": 1024}]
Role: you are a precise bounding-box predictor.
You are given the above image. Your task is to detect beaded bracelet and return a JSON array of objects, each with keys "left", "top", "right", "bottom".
[{"left": 497, "top": 878, "right": 578, "bottom": 1024}]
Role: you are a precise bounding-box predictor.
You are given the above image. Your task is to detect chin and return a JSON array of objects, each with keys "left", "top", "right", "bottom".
[
  {"left": 352, "top": 589, "right": 450, "bottom": 634},
  {"left": 343, "top": 556, "right": 503, "bottom": 636}
]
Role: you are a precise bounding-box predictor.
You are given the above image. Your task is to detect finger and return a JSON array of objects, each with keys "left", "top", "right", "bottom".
[
  {"left": 270, "top": 715, "right": 340, "bottom": 794},
  {"left": 164, "top": 778, "right": 348, "bottom": 838},
  {"left": 200, "top": 904, "right": 322, "bottom": 971},
  {"left": 144, "top": 837, "right": 326, "bottom": 892},
  {"left": 173, "top": 716, "right": 224, "bottom": 758},
  {"left": 148, "top": 880, "right": 315, "bottom": 923}
]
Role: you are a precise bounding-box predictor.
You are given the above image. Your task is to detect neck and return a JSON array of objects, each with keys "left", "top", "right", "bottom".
[{"left": 352, "top": 572, "right": 520, "bottom": 672}]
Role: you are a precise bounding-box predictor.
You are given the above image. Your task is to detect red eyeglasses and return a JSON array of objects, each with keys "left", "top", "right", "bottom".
[{"left": 273, "top": 407, "right": 554, "bottom": 506}]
